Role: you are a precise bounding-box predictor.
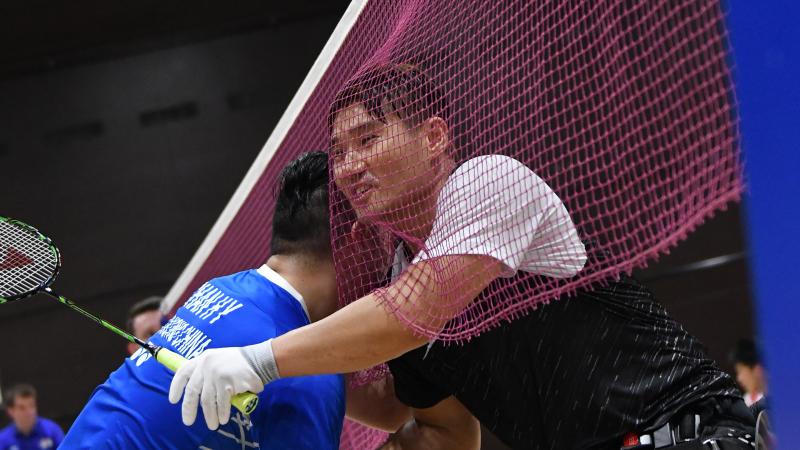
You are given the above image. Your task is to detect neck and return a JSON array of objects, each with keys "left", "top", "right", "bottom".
[
  {"left": 16, "top": 421, "right": 35, "bottom": 435},
  {"left": 265, "top": 254, "right": 336, "bottom": 323},
  {"left": 396, "top": 158, "right": 456, "bottom": 254}
]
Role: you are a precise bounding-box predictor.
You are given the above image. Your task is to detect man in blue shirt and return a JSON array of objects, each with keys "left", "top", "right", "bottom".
[
  {"left": 62, "top": 151, "right": 345, "bottom": 449},
  {"left": 0, "top": 384, "right": 64, "bottom": 450}
]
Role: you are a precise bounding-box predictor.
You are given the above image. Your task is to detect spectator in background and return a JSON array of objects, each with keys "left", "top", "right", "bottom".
[
  {"left": 0, "top": 384, "right": 64, "bottom": 450},
  {"left": 731, "top": 339, "right": 768, "bottom": 407},
  {"left": 126, "top": 296, "right": 165, "bottom": 355}
]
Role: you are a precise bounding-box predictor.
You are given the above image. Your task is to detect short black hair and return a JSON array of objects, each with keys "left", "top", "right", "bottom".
[
  {"left": 328, "top": 63, "right": 449, "bottom": 137},
  {"left": 270, "top": 151, "right": 330, "bottom": 256},
  {"left": 730, "top": 338, "right": 761, "bottom": 367},
  {"left": 4, "top": 383, "right": 36, "bottom": 407},
  {"left": 126, "top": 296, "right": 162, "bottom": 331}
]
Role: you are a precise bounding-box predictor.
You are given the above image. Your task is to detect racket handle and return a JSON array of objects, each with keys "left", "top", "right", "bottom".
[{"left": 155, "top": 347, "right": 260, "bottom": 416}]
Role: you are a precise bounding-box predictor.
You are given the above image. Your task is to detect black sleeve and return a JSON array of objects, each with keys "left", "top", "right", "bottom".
[{"left": 387, "top": 349, "right": 451, "bottom": 409}]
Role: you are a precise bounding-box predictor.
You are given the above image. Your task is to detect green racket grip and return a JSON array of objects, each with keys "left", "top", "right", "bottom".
[{"left": 155, "top": 347, "right": 259, "bottom": 416}]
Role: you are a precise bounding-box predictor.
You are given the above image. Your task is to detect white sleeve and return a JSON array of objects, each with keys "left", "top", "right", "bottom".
[{"left": 412, "top": 155, "right": 586, "bottom": 278}]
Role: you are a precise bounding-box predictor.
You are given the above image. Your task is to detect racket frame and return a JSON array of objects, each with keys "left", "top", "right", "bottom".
[
  {"left": 0, "top": 216, "right": 61, "bottom": 304},
  {"left": 0, "top": 216, "right": 259, "bottom": 415}
]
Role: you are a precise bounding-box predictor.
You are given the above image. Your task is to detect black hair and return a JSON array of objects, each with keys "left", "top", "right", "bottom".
[
  {"left": 730, "top": 338, "right": 761, "bottom": 367},
  {"left": 328, "top": 62, "right": 449, "bottom": 138},
  {"left": 4, "top": 383, "right": 36, "bottom": 407},
  {"left": 126, "top": 296, "right": 163, "bottom": 331},
  {"left": 270, "top": 151, "right": 330, "bottom": 256}
]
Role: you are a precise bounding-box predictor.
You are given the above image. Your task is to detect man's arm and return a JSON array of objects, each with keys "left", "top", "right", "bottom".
[
  {"left": 273, "top": 255, "right": 503, "bottom": 377},
  {"left": 170, "top": 255, "right": 503, "bottom": 427},
  {"left": 346, "top": 374, "right": 412, "bottom": 432},
  {"left": 381, "top": 396, "right": 480, "bottom": 450}
]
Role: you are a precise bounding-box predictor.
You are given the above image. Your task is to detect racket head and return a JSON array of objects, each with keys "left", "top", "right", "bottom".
[{"left": 0, "top": 216, "right": 61, "bottom": 303}]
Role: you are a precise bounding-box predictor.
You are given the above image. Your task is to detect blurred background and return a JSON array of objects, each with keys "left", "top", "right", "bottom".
[{"left": 0, "top": 1, "right": 762, "bottom": 448}]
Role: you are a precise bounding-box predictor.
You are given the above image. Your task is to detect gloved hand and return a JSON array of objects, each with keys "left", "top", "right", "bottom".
[{"left": 168, "top": 339, "right": 279, "bottom": 429}]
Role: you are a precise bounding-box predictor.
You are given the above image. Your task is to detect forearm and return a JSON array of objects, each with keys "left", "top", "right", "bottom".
[
  {"left": 270, "top": 256, "right": 500, "bottom": 379},
  {"left": 380, "top": 419, "right": 480, "bottom": 450},
  {"left": 273, "top": 293, "right": 428, "bottom": 377},
  {"left": 380, "top": 421, "right": 437, "bottom": 450},
  {"left": 170, "top": 257, "right": 501, "bottom": 430},
  {"left": 346, "top": 375, "right": 412, "bottom": 432}
]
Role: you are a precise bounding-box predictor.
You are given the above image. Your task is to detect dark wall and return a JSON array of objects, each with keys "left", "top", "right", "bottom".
[
  {"left": 635, "top": 204, "right": 755, "bottom": 372},
  {"left": 0, "top": 15, "right": 340, "bottom": 429}
]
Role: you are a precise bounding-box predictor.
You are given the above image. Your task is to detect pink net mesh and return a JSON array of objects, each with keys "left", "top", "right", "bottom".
[
  {"left": 327, "top": 0, "right": 741, "bottom": 341},
  {"left": 170, "top": 1, "right": 740, "bottom": 448},
  {"left": 339, "top": 419, "right": 389, "bottom": 450}
]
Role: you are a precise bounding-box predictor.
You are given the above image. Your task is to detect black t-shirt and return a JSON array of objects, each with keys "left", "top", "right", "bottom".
[{"left": 387, "top": 277, "right": 739, "bottom": 449}]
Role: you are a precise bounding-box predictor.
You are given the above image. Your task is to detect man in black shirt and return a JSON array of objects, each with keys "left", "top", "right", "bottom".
[{"left": 379, "top": 276, "right": 754, "bottom": 449}]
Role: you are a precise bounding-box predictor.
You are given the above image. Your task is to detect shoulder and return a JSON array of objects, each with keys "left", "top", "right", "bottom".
[
  {"left": 181, "top": 270, "right": 276, "bottom": 322},
  {"left": 38, "top": 418, "right": 63, "bottom": 433},
  {"left": 444, "top": 156, "right": 552, "bottom": 199},
  {"left": 451, "top": 155, "right": 535, "bottom": 181},
  {"left": 0, "top": 424, "right": 14, "bottom": 441},
  {"left": 460, "top": 155, "right": 530, "bottom": 170},
  {"left": 207, "top": 269, "right": 264, "bottom": 296},
  {"left": 435, "top": 155, "right": 561, "bottom": 220}
]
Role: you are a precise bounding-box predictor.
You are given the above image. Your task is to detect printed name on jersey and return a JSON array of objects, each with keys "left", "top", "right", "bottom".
[
  {"left": 129, "top": 283, "right": 246, "bottom": 367},
  {"left": 182, "top": 282, "right": 244, "bottom": 324},
  {"left": 130, "top": 315, "right": 214, "bottom": 366},
  {"left": 157, "top": 316, "right": 213, "bottom": 359}
]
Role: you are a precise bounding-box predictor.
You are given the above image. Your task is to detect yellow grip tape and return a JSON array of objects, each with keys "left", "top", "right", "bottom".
[{"left": 155, "top": 347, "right": 259, "bottom": 415}]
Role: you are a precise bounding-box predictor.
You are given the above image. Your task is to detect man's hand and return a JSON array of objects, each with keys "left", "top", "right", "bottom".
[{"left": 168, "top": 347, "right": 265, "bottom": 429}]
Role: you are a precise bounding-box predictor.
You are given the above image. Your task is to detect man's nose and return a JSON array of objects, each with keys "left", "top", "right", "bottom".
[{"left": 340, "top": 146, "right": 367, "bottom": 179}]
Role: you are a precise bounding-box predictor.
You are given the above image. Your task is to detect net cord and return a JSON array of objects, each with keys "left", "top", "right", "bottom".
[{"left": 161, "top": 0, "right": 370, "bottom": 313}]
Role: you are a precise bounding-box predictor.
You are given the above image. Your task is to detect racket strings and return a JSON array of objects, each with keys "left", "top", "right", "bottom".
[{"left": 0, "top": 221, "right": 58, "bottom": 298}]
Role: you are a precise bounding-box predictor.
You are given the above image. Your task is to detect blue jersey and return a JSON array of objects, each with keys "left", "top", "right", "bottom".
[
  {"left": 0, "top": 418, "right": 64, "bottom": 450},
  {"left": 62, "top": 267, "right": 345, "bottom": 449}
]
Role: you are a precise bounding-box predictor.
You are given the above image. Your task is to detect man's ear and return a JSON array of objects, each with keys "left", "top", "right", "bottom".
[
  {"left": 424, "top": 116, "right": 451, "bottom": 175},
  {"left": 424, "top": 116, "right": 450, "bottom": 156}
]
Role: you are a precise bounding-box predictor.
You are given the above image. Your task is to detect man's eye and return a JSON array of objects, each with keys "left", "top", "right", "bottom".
[{"left": 361, "top": 135, "right": 379, "bottom": 146}]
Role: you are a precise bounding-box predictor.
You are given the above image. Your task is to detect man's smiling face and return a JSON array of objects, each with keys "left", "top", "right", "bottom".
[{"left": 331, "top": 103, "right": 434, "bottom": 224}]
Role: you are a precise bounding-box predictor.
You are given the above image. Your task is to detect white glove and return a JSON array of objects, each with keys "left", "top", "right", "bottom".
[{"left": 168, "top": 342, "right": 277, "bottom": 430}]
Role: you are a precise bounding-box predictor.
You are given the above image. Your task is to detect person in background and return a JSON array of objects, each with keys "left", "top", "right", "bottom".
[
  {"left": 731, "top": 339, "right": 768, "bottom": 408},
  {"left": 0, "top": 384, "right": 64, "bottom": 450},
  {"left": 126, "top": 296, "right": 165, "bottom": 355}
]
